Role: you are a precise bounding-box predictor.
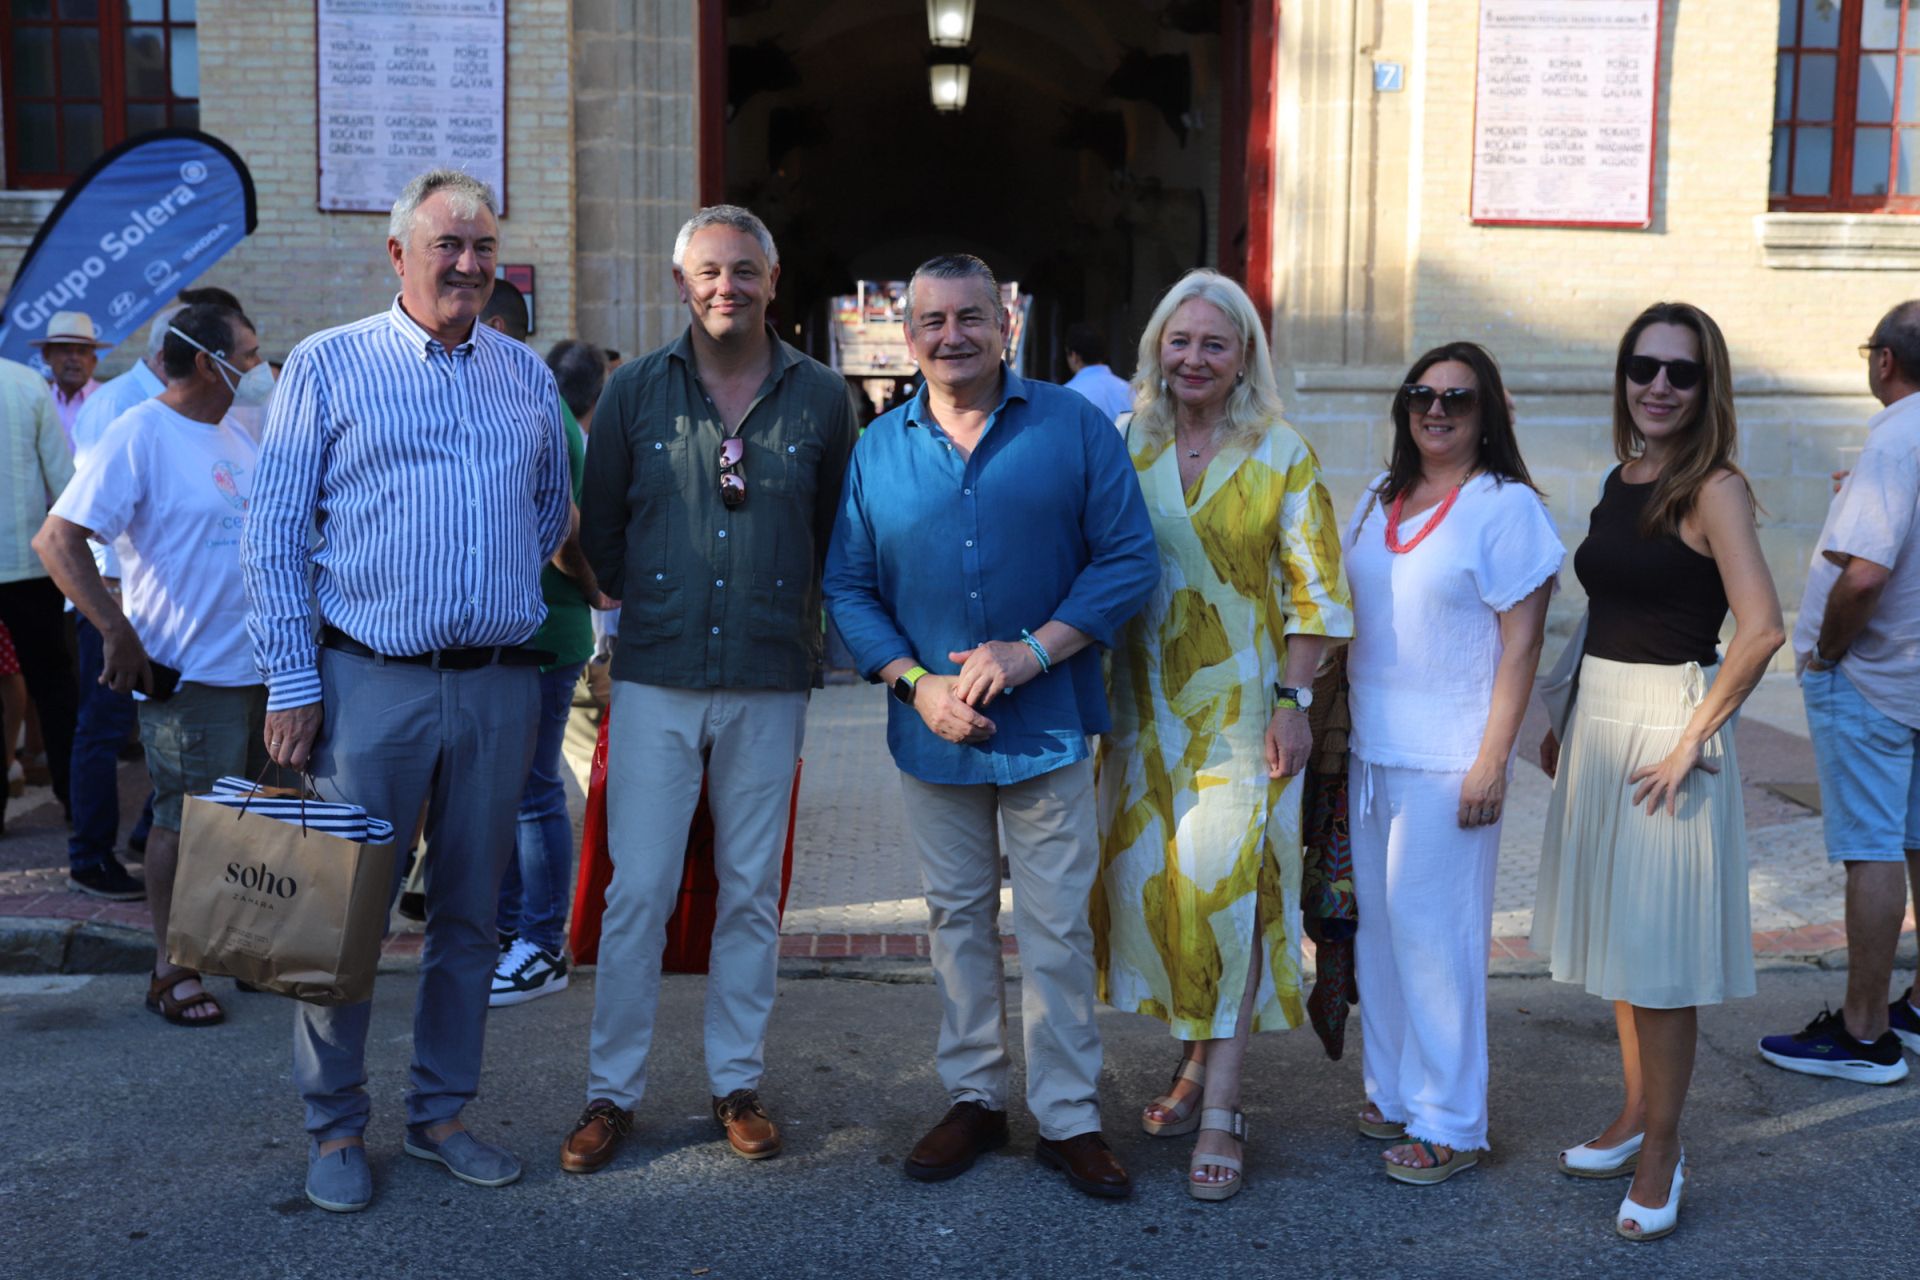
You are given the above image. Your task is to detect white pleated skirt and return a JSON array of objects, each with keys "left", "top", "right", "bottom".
[{"left": 1531, "top": 655, "right": 1756, "bottom": 1008}]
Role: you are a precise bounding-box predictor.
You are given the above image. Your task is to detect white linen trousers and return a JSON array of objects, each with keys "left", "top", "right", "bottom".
[{"left": 1348, "top": 758, "right": 1503, "bottom": 1152}]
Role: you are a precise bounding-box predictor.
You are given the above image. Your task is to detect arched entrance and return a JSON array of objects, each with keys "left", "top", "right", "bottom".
[{"left": 701, "top": 0, "right": 1275, "bottom": 382}]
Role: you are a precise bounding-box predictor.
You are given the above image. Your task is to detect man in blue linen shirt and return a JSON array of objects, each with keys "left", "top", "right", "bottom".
[
  {"left": 243, "top": 169, "right": 570, "bottom": 1214},
  {"left": 824, "top": 254, "right": 1157, "bottom": 1199}
]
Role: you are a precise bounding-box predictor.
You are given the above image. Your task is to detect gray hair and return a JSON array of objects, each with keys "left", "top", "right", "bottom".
[
  {"left": 904, "top": 254, "right": 1002, "bottom": 330},
  {"left": 388, "top": 169, "right": 499, "bottom": 243},
  {"left": 671, "top": 205, "right": 779, "bottom": 270},
  {"left": 1871, "top": 299, "right": 1920, "bottom": 385},
  {"left": 145, "top": 301, "right": 187, "bottom": 358}
]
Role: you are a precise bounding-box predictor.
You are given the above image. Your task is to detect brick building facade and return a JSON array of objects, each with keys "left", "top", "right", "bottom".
[{"left": 2, "top": 1, "right": 1913, "bottom": 640}]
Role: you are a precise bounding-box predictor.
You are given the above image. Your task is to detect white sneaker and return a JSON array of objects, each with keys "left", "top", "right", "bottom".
[{"left": 489, "top": 939, "right": 569, "bottom": 1008}]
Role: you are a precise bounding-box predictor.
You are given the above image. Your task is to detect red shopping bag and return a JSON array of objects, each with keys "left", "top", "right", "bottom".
[{"left": 567, "top": 710, "right": 801, "bottom": 973}]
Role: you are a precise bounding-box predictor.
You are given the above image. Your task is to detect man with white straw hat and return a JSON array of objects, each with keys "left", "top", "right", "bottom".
[{"left": 29, "top": 310, "right": 108, "bottom": 448}]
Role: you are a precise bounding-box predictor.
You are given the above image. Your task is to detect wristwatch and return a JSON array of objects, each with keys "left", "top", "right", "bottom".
[
  {"left": 1274, "top": 684, "right": 1313, "bottom": 710},
  {"left": 893, "top": 665, "right": 929, "bottom": 705}
]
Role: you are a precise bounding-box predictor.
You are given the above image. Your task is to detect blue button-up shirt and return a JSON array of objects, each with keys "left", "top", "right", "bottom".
[
  {"left": 243, "top": 298, "right": 571, "bottom": 710},
  {"left": 824, "top": 368, "right": 1157, "bottom": 785}
]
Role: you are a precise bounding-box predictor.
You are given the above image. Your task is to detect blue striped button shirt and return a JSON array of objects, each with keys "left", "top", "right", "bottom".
[{"left": 242, "top": 298, "right": 571, "bottom": 711}]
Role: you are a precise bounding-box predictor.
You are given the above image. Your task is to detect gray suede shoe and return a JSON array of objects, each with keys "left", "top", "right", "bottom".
[
  {"left": 402, "top": 1126, "right": 523, "bottom": 1188},
  {"left": 306, "top": 1141, "right": 373, "bottom": 1213}
]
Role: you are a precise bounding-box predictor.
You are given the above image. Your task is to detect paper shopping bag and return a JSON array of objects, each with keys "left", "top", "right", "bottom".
[{"left": 167, "top": 792, "right": 397, "bottom": 1006}]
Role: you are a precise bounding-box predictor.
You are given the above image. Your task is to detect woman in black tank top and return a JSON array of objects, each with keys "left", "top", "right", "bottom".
[{"left": 1531, "top": 303, "right": 1784, "bottom": 1242}]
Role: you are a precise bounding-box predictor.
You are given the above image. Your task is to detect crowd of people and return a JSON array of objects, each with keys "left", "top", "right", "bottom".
[{"left": 1, "top": 170, "right": 1916, "bottom": 1240}]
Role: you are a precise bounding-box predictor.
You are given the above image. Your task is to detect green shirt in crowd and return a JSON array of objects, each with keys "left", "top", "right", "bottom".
[
  {"left": 579, "top": 327, "right": 858, "bottom": 692},
  {"left": 528, "top": 402, "right": 594, "bottom": 670}
]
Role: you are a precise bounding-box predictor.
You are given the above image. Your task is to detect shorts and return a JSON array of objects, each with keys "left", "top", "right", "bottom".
[
  {"left": 137, "top": 683, "right": 268, "bottom": 831},
  {"left": 1801, "top": 663, "right": 1920, "bottom": 862}
]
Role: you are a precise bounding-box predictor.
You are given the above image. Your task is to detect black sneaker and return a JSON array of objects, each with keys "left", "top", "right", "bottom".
[
  {"left": 498, "top": 927, "right": 520, "bottom": 952},
  {"left": 1890, "top": 988, "right": 1920, "bottom": 1057},
  {"left": 489, "top": 940, "right": 569, "bottom": 1007},
  {"left": 68, "top": 859, "right": 146, "bottom": 901},
  {"left": 1758, "top": 1008, "right": 1909, "bottom": 1084}
]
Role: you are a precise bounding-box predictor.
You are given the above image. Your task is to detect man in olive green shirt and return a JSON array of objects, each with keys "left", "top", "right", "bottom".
[{"left": 567, "top": 206, "right": 856, "bottom": 1172}]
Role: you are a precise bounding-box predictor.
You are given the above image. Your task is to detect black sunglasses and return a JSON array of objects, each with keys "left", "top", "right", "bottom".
[
  {"left": 1402, "top": 384, "right": 1478, "bottom": 419},
  {"left": 1623, "top": 355, "right": 1703, "bottom": 391}
]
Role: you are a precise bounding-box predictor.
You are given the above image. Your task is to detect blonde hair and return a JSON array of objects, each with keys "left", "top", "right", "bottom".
[{"left": 1129, "top": 269, "right": 1284, "bottom": 452}]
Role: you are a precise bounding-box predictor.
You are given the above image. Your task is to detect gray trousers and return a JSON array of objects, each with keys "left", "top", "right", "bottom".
[
  {"left": 586, "top": 681, "right": 808, "bottom": 1108},
  {"left": 293, "top": 647, "right": 539, "bottom": 1140},
  {"left": 899, "top": 757, "right": 1103, "bottom": 1140}
]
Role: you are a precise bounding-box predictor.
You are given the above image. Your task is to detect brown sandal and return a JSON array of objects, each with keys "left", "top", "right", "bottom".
[{"left": 146, "top": 968, "right": 226, "bottom": 1027}]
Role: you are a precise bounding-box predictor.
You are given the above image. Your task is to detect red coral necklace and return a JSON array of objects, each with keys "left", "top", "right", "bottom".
[{"left": 1384, "top": 479, "right": 1467, "bottom": 554}]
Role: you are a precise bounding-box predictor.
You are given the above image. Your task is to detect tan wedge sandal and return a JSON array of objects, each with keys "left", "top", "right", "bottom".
[
  {"left": 1357, "top": 1104, "right": 1406, "bottom": 1140},
  {"left": 1187, "top": 1107, "right": 1247, "bottom": 1202},
  {"left": 1140, "top": 1054, "right": 1206, "bottom": 1137}
]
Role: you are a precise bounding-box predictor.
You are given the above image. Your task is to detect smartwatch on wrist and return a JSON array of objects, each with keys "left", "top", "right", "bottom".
[
  {"left": 893, "top": 665, "right": 930, "bottom": 705},
  {"left": 1273, "top": 684, "right": 1313, "bottom": 711}
]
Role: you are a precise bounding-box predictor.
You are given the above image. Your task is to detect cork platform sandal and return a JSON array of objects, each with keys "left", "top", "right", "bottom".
[
  {"left": 1140, "top": 1055, "right": 1207, "bottom": 1137},
  {"left": 1187, "top": 1108, "right": 1247, "bottom": 1202}
]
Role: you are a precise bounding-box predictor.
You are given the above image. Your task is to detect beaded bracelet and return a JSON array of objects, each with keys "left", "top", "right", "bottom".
[{"left": 1020, "top": 629, "right": 1052, "bottom": 674}]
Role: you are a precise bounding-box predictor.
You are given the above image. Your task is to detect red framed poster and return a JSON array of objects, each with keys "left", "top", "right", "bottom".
[
  {"left": 314, "top": 0, "right": 508, "bottom": 214},
  {"left": 1469, "top": 0, "right": 1662, "bottom": 229}
]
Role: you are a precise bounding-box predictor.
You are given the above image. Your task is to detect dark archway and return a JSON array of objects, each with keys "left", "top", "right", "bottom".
[{"left": 718, "top": 0, "right": 1239, "bottom": 382}]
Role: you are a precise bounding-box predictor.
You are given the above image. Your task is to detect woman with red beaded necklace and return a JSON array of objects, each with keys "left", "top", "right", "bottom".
[{"left": 1342, "top": 341, "right": 1563, "bottom": 1185}]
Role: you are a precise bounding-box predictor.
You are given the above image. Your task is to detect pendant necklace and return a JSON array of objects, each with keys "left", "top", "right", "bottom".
[{"left": 1384, "top": 476, "right": 1468, "bottom": 554}]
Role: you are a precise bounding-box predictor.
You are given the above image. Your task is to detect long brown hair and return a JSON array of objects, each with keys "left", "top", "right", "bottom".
[{"left": 1612, "top": 302, "right": 1754, "bottom": 537}]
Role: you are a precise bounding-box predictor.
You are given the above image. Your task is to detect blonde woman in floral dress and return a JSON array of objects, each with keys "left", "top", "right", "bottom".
[{"left": 1093, "top": 269, "right": 1352, "bottom": 1201}]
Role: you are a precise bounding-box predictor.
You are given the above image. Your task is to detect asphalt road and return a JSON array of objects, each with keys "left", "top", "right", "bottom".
[{"left": 1, "top": 965, "right": 1914, "bottom": 1279}]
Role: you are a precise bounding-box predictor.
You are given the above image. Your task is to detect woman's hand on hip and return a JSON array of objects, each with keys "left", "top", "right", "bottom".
[
  {"left": 1628, "top": 738, "right": 1719, "bottom": 816},
  {"left": 1265, "top": 707, "right": 1312, "bottom": 779},
  {"left": 1458, "top": 758, "right": 1506, "bottom": 828}
]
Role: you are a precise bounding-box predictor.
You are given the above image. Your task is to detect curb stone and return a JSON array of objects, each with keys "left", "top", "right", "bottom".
[{"left": 0, "top": 917, "right": 149, "bottom": 975}]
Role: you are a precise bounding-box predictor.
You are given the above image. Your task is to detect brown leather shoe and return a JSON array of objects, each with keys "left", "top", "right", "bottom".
[
  {"left": 1035, "top": 1131, "right": 1132, "bottom": 1199},
  {"left": 904, "top": 1101, "right": 1010, "bottom": 1182},
  {"left": 560, "top": 1100, "right": 633, "bottom": 1173},
  {"left": 713, "top": 1089, "right": 782, "bottom": 1160}
]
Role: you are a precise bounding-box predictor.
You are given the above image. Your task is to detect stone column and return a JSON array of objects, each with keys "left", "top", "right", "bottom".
[{"left": 573, "top": 0, "right": 701, "bottom": 357}]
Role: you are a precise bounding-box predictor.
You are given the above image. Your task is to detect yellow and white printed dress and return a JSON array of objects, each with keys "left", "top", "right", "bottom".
[{"left": 1093, "top": 422, "right": 1353, "bottom": 1040}]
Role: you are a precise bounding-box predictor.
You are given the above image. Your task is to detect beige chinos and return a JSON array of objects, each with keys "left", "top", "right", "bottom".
[
  {"left": 586, "top": 680, "right": 807, "bottom": 1109},
  {"left": 899, "top": 756, "right": 1103, "bottom": 1141}
]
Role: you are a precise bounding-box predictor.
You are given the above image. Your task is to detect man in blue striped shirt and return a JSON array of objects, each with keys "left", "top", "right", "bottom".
[{"left": 242, "top": 169, "right": 571, "bottom": 1214}]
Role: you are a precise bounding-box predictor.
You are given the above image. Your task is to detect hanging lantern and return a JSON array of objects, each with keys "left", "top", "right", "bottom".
[
  {"left": 926, "top": 0, "right": 976, "bottom": 48},
  {"left": 928, "top": 50, "right": 972, "bottom": 113}
]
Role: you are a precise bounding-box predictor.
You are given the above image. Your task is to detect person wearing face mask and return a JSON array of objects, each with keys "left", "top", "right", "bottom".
[
  {"left": 61, "top": 288, "right": 245, "bottom": 900},
  {"left": 32, "top": 302, "right": 272, "bottom": 1031},
  {"left": 1340, "top": 342, "right": 1560, "bottom": 1188},
  {"left": 1090, "top": 269, "right": 1354, "bottom": 1201},
  {"left": 1532, "top": 302, "right": 1784, "bottom": 1242}
]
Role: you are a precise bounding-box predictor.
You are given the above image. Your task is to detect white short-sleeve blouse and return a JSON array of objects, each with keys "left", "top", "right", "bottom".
[{"left": 1344, "top": 471, "right": 1565, "bottom": 771}]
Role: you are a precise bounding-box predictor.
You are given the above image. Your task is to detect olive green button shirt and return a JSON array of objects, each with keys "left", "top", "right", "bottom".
[{"left": 579, "top": 327, "right": 858, "bottom": 691}]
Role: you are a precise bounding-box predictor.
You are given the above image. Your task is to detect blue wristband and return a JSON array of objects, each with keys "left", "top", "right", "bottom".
[{"left": 1020, "top": 629, "right": 1052, "bottom": 674}]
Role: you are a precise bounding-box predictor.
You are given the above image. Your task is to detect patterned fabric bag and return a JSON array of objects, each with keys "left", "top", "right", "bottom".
[{"left": 1301, "top": 646, "right": 1358, "bottom": 1059}]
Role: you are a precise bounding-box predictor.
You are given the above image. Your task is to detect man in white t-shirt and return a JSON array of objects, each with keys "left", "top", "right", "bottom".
[
  {"left": 1759, "top": 299, "right": 1920, "bottom": 1086},
  {"left": 32, "top": 301, "right": 268, "bottom": 1030}
]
